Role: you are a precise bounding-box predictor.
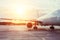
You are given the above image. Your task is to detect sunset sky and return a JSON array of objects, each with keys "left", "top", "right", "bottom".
[{"left": 0, "top": 0, "right": 60, "bottom": 20}]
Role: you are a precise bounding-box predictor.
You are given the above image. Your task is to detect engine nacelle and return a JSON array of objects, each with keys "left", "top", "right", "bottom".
[{"left": 26, "top": 22, "right": 33, "bottom": 28}]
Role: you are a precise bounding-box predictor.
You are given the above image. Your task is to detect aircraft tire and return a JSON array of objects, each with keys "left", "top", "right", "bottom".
[
  {"left": 50, "top": 26, "right": 54, "bottom": 30},
  {"left": 33, "top": 26, "right": 38, "bottom": 30}
]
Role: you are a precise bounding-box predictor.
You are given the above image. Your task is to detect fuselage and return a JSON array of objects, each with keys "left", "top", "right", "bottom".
[{"left": 37, "top": 9, "right": 60, "bottom": 26}]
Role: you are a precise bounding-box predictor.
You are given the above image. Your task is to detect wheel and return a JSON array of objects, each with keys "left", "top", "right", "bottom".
[
  {"left": 50, "top": 26, "right": 54, "bottom": 30},
  {"left": 33, "top": 26, "right": 38, "bottom": 30}
]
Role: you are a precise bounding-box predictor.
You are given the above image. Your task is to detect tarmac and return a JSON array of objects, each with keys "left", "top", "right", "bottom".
[{"left": 0, "top": 29, "right": 60, "bottom": 40}]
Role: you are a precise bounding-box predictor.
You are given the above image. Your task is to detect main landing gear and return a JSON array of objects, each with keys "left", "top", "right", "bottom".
[
  {"left": 33, "top": 25, "right": 38, "bottom": 30},
  {"left": 50, "top": 25, "right": 55, "bottom": 30}
]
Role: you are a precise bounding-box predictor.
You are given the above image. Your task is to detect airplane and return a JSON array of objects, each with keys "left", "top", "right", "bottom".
[{"left": 26, "top": 9, "right": 60, "bottom": 30}]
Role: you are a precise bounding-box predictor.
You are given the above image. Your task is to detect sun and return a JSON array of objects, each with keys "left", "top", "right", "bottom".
[
  {"left": 13, "top": 5, "right": 30, "bottom": 19},
  {"left": 15, "top": 5, "right": 27, "bottom": 18},
  {"left": 16, "top": 8, "right": 25, "bottom": 15}
]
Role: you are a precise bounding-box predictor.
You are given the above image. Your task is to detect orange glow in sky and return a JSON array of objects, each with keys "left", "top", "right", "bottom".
[{"left": 11, "top": 20, "right": 27, "bottom": 23}]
